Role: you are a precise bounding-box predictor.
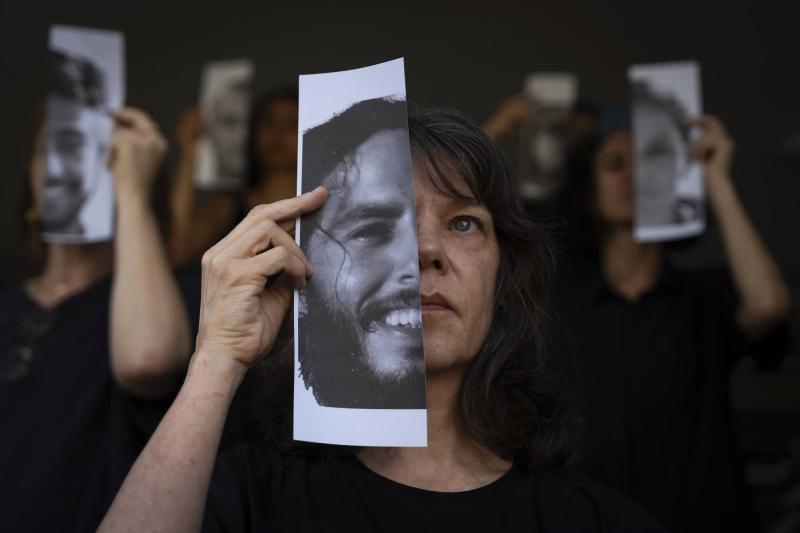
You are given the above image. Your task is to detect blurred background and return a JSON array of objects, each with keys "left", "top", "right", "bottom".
[{"left": 1, "top": 1, "right": 798, "bottom": 529}]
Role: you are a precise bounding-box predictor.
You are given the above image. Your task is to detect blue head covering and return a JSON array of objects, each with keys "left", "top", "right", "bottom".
[{"left": 596, "top": 104, "right": 631, "bottom": 139}]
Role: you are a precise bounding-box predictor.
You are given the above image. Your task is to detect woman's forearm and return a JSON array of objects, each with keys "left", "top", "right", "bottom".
[
  {"left": 111, "top": 195, "right": 191, "bottom": 399},
  {"left": 169, "top": 147, "right": 198, "bottom": 266},
  {"left": 99, "top": 350, "right": 245, "bottom": 533},
  {"left": 708, "top": 174, "right": 791, "bottom": 336}
]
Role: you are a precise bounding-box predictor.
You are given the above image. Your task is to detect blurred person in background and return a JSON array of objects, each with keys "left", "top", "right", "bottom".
[
  {"left": 170, "top": 86, "right": 298, "bottom": 268},
  {"left": 0, "top": 105, "right": 192, "bottom": 532},
  {"left": 554, "top": 106, "right": 791, "bottom": 532}
]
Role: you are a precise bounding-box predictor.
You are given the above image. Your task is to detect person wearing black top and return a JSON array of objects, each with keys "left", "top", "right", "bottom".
[
  {"left": 554, "top": 107, "right": 791, "bottom": 532},
  {"left": 0, "top": 107, "right": 192, "bottom": 532},
  {"left": 99, "top": 107, "right": 666, "bottom": 532}
]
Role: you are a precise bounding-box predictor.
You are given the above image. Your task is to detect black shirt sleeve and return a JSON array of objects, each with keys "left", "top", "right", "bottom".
[{"left": 691, "top": 268, "right": 790, "bottom": 371}]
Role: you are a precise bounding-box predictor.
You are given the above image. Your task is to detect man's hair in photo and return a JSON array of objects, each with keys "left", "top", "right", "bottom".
[
  {"left": 297, "top": 96, "right": 411, "bottom": 404},
  {"left": 631, "top": 79, "right": 689, "bottom": 144},
  {"left": 251, "top": 105, "right": 578, "bottom": 468},
  {"left": 300, "top": 96, "right": 407, "bottom": 194},
  {"left": 298, "top": 95, "right": 407, "bottom": 269},
  {"left": 48, "top": 50, "right": 107, "bottom": 108}
]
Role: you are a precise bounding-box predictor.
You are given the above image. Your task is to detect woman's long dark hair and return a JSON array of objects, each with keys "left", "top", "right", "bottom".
[
  {"left": 248, "top": 105, "right": 578, "bottom": 468},
  {"left": 408, "top": 107, "right": 577, "bottom": 467}
]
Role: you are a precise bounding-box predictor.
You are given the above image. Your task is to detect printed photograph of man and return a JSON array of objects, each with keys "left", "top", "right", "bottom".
[
  {"left": 43, "top": 49, "right": 109, "bottom": 237},
  {"left": 195, "top": 60, "right": 253, "bottom": 190},
  {"left": 207, "top": 78, "right": 249, "bottom": 181},
  {"left": 298, "top": 97, "right": 425, "bottom": 409},
  {"left": 632, "top": 79, "right": 703, "bottom": 230}
]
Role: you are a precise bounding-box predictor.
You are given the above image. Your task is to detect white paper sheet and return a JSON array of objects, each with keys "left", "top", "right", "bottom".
[
  {"left": 630, "top": 61, "right": 705, "bottom": 242},
  {"left": 518, "top": 72, "right": 578, "bottom": 201},
  {"left": 194, "top": 59, "right": 254, "bottom": 191},
  {"left": 293, "top": 58, "right": 427, "bottom": 447},
  {"left": 42, "top": 25, "right": 124, "bottom": 243}
]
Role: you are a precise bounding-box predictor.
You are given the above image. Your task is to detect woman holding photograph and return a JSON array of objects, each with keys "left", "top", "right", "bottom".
[
  {"left": 99, "top": 107, "right": 667, "bottom": 532},
  {"left": 554, "top": 106, "right": 791, "bottom": 532},
  {"left": 0, "top": 106, "right": 192, "bottom": 532}
]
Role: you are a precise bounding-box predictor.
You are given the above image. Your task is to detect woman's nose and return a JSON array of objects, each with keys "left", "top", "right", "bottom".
[{"left": 416, "top": 218, "right": 447, "bottom": 274}]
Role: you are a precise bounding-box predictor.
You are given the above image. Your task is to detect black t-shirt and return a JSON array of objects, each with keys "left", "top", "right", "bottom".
[
  {"left": 552, "top": 256, "right": 789, "bottom": 532},
  {"left": 203, "top": 444, "right": 667, "bottom": 532},
  {"left": 0, "top": 280, "right": 173, "bottom": 533}
]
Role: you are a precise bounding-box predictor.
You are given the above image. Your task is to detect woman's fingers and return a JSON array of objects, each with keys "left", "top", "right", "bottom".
[
  {"left": 690, "top": 137, "right": 712, "bottom": 160},
  {"left": 110, "top": 107, "right": 160, "bottom": 133},
  {"left": 249, "top": 186, "right": 328, "bottom": 224},
  {"left": 212, "top": 187, "right": 327, "bottom": 254},
  {"left": 687, "top": 114, "right": 734, "bottom": 162},
  {"left": 245, "top": 245, "right": 310, "bottom": 290},
  {"left": 220, "top": 218, "right": 312, "bottom": 276},
  {"left": 686, "top": 114, "right": 727, "bottom": 136}
]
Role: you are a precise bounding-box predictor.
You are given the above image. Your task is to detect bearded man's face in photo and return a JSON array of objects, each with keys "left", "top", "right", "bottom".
[{"left": 301, "top": 128, "right": 424, "bottom": 406}]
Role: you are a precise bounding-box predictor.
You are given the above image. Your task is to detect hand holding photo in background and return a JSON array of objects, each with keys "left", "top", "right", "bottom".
[
  {"left": 43, "top": 25, "right": 124, "bottom": 243},
  {"left": 294, "top": 58, "right": 427, "bottom": 447}
]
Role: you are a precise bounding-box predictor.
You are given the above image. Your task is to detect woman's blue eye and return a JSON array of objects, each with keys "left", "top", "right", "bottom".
[{"left": 453, "top": 217, "right": 474, "bottom": 232}]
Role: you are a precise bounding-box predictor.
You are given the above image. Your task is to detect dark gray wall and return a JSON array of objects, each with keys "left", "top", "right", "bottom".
[{"left": 1, "top": 0, "right": 798, "bottom": 285}]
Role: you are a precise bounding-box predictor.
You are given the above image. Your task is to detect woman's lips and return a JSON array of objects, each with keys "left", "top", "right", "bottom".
[
  {"left": 421, "top": 304, "right": 449, "bottom": 313},
  {"left": 420, "top": 293, "right": 453, "bottom": 313}
]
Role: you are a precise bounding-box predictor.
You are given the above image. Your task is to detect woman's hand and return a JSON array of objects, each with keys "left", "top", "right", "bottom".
[
  {"left": 688, "top": 115, "right": 735, "bottom": 182},
  {"left": 109, "top": 107, "right": 168, "bottom": 203},
  {"left": 484, "top": 93, "right": 535, "bottom": 142},
  {"left": 176, "top": 106, "right": 203, "bottom": 154},
  {"left": 195, "top": 187, "right": 328, "bottom": 372}
]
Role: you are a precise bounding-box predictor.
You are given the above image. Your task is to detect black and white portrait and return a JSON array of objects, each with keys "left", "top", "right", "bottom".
[
  {"left": 43, "top": 26, "right": 123, "bottom": 243},
  {"left": 630, "top": 61, "right": 705, "bottom": 242},
  {"left": 518, "top": 73, "right": 577, "bottom": 201},
  {"left": 195, "top": 60, "right": 253, "bottom": 190},
  {"left": 294, "top": 59, "right": 426, "bottom": 447},
  {"left": 298, "top": 97, "right": 424, "bottom": 409}
]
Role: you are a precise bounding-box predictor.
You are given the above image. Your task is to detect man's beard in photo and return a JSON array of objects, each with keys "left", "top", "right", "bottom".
[
  {"left": 41, "top": 171, "right": 86, "bottom": 234},
  {"left": 299, "top": 282, "right": 425, "bottom": 409}
]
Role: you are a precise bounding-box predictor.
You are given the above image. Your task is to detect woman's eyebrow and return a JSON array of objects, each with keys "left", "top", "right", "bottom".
[{"left": 446, "top": 195, "right": 483, "bottom": 209}]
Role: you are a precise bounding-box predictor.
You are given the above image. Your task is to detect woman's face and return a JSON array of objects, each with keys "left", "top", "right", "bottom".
[
  {"left": 594, "top": 130, "right": 634, "bottom": 224},
  {"left": 257, "top": 99, "right": 298, "bottom": 175},
  {"left": 413, "top": 161, "right": 501, "bottom": 374}
]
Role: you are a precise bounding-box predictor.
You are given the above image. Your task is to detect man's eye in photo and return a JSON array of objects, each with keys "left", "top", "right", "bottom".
[
  {"left": 348, "top": 221, "right": 394, "bottom": 244},
  {"left": 643, "top": 139, "right": 673, "bottom": 159},
  {"left": 57, "top": 143, "right": 85, "bottom": 157},
  {"left": 54, "top": 135, "right": 86, "bottom": 155}
]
